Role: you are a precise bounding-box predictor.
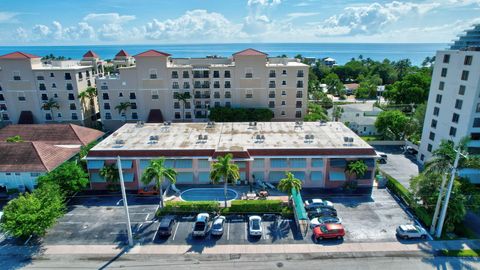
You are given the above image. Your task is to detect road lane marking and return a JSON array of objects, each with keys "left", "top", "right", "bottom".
[{"left": 172, "top": 221, "right": 180, "bottom": 240}]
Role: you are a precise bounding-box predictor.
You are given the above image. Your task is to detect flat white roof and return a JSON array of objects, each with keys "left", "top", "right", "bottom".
[{"left": 92, "top": 122, "right": 372, "bottom": 152}]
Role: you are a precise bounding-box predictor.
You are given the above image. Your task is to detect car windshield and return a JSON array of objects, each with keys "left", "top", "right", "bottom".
[
  {"left": 252, "top": 219, "right": 260, "bottom": 230},
  {"left": 212, "top": 223, "right": 222, "bottom": 230}
]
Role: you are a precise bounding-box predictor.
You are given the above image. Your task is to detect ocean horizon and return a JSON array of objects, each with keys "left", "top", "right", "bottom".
[{"left": 0, "top": 43, "right": 447, "bottom": 66}]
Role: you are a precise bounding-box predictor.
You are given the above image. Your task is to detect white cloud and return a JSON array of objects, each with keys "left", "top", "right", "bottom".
[
  {"left": 0, "top": 12, "right": 19, "bottom": 23},
  {"left": 83, "top": 13, "right": 136, "bottom": 24},
  {"left": 287, "top": 12, "right": 320, "bottom": 19},
  {"left": 247, "top": 0, "right": 281, "bottom": 6},
  {"left": 143, "top": 10, "right": 244, "bottom": 42}
]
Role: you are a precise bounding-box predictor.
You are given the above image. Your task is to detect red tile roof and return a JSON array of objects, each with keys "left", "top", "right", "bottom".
[
  {"left": 0, "top": 124, "right": 104, "bottom": 146},
  {"left": 83, "top": 50, "right": 99, "bottom": 58},
  {"left": 233, "top": 48, "right": 268, "bottom": 56},
  {"left": 0, "top": 142, "right": 78, "bottom": 172},
  {"left": 115, "top": 50, "right": 130, "bottom": 57},
  {"left": 134, "top": 50, "right": 171, "bottom": 57},
  {"left": 0, "top": 51, "right": 40, "bottom": 59}
]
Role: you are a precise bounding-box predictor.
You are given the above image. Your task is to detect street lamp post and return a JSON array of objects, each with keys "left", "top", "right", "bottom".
[{"left": 117, "top": 156, "right": 134, "bottom": 247}]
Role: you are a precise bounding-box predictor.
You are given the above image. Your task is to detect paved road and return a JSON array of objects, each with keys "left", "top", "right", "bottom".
[
  {"left": 3, "top": 253, "right": 479, "bottom": 270},
  {"left": 375, "top": 146, "right": 420, "bottom": 189}
]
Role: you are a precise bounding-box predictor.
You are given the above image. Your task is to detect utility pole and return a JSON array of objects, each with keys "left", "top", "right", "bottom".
[
  {"left": 435, "top": 150, "right": 465, "bottom": 238},
  {"left": 117, "top": 156, "right": 134, "bottom": 247},
  {"left": 430, "top": 173, "right": 447, "bottom": 235}
]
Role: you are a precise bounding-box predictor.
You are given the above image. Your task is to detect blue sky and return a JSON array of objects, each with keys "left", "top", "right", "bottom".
[{"left": 0, "top": 0, "right": 479, "bottom": 45}]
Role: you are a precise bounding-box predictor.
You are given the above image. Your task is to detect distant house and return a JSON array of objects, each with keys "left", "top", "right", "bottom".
[
  {"left": 303, "top": 57, "right": 316, "bottom": 66},
  {"left": 332, "top": 103, "right": 383, "bottom": 136},
  {"left": 344, "top": 83, "right": 360, "bottom": 95},
  {"left": 322, "top": 57, "right": 337, "bottom": 67},
  {"left": 376, "top": 85, "right": 386, "bottom": 97},
  {"left": 0, "top": 124, "right": 104, "bottom": 192}
]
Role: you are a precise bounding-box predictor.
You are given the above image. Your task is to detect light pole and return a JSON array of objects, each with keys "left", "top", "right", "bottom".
[
  {"left": 430, "top": 173, "right": 447, "bottom": 235},
  {"left": 117, "top": 156, "right": 134, "bottom": 247},
  {"left": 435, "top": 149, "right": 466, "bottom": 238}
]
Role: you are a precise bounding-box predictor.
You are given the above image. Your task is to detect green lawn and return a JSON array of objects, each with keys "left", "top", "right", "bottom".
[
  {"left": 440, "top": 249, "right": 480, "bottom": 257},
  {"left": 360, "top": 135, "right": 383, "bottom": 141}
]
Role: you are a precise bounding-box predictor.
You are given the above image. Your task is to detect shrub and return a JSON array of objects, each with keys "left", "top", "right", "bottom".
[
  {"left": 157, "top": 201, "right": 219, "bottom": 216},
  {"left": 281, "top": 206, "right": 294, "bottom": 218},
  {"left": 229, "top": 200, "right": 283, "bottom": 213}
]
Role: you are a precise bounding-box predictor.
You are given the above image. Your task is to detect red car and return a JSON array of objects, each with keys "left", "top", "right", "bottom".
[{"left": 312, "top": 223, "right": 345, "bottom": 241}]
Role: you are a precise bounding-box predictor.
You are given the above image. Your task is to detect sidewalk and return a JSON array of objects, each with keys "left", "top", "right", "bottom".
[{"left": 2, "top": 240, "right": 479, "bottom": 256}]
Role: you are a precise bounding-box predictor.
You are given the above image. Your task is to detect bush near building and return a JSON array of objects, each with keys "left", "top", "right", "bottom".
[
  {"left": 156, "top": 200, "right": 288, "bottom": 216},
  {"left": 209, "top": 107, "right": 273, "bottom": 122},
  {"left": 157, "top": 201, "right": 220, "bottom": 216}
]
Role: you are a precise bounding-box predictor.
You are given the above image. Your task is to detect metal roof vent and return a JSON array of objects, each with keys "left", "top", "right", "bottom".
[
  {"left": 115, "top": 139, "right": 125, "bottom": 145},
  {"left": 149, "top": 135, "right": 159, "bottom": 141},
  {"left": 136, "top": 121, "right": 144, "bottom": 127}
]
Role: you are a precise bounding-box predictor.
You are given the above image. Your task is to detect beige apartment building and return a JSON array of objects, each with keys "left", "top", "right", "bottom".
[
  {"left": 0, "top": 51, "right": 103, "bottom": 127},
  {"left": 96, "top": 48, "right": 309, "bottom": 131}
]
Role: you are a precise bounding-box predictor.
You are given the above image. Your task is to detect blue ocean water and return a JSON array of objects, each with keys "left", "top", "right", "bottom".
[{"left": 0, "top": 43, "right": 446, "bottom": 66}]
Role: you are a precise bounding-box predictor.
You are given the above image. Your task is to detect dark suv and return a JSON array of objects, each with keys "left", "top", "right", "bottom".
[{"left": 157, "top": 215, "right": 176, "bottom": 237}]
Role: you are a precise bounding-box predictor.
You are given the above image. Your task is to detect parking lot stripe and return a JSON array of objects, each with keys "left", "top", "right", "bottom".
[
  {"left": 263, "top": 222, "right": 268, "bottom": 240},
  {"left": 152, "top": 222, "right": 161, "bottom": 242},
  {"left": 172, "top": 221, "right": 180, "bottom": 240},
  {"left": 245, "top": 222, "right": 248, "bottom": 240},
  {"left": 227, "top": 221, "right": 230, "bottom": 240},
  {"left": 145, "top": 213, "right": 150, "bottom": 221}
]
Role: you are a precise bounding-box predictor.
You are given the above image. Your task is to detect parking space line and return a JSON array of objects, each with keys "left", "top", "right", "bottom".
[
  {"left": 245, "top": 222, "right": 248, "bottom": 240},
  {"left": 172, "top": 221, "right": 180, "bottom": 240},
  {"left": 263, "top": 222, "right": 268, "bottom": 240},
  {"left": 58, "top": 221, "right": 83, "bottom": 224},
  {"left": 145, "top": 213, "right": 150, "bottom": 221},
  {"left": 227, "top": 221, "right": 230, "bottom": 240},
  {"left": 152, "top": 222, "right": 161, "bottom": 242}
]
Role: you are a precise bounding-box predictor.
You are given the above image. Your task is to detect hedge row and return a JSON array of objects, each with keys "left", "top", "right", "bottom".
[
  {"left": 157, "top": 200, "right": 289, "bottom": 216},
  {"left": 228, "top": 200, "right": 283, "bottom": 213},
  {"left": 384, "top": 172, "right": 432, "bottom": 227},
  {"left": 157, "top": 201, "right": 219, "bottom": 215}
]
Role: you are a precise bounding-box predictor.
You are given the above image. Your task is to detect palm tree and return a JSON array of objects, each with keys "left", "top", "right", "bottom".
[
  {"left": 99, "top": 163, "right": 120, "bottom": 191},
  {"left": 141, "top": 158, "right": 177, "bottom": 208},
  {"left": 78, "top": 87, "right": 98, "bottom": 121},
  {"left": 174, "top": 92, "right": 191, "bottom": 120},
  {"left": 424, "top": 137, "right": 472, "bottom": 176},
  {"left": 346, "top": 160, "right": 368, "bottom": 179},
  {"left": 41, "top": 98, "right": 60, "bottom": 121},
  {"left": 210, "top": 154, "right": 240, "bottom": 207},
  {"left": 115, "top": 102, "right": 131, "bottom": 122},
  {"left": 278, "top": 172, "right": 302, "bottom": 205}
]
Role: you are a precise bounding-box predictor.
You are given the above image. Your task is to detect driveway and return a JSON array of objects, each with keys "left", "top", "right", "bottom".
[{"left": 375, "top": 145, "right": 420, "bottom": 189}]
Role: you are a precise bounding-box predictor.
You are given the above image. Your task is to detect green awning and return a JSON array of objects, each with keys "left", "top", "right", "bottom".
[{"left": 292, "top": 188, "right": 308, "bottom": 220}]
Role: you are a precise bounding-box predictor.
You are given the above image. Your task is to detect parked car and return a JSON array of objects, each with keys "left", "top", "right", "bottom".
[
  {"left": 313, "top": 223, "right": 345, "bottom": 241},
  {"left": 210, "top": 216, "right": 226, "bottom": 236},
  {"left": 396, "top": 224, "right": 428, "bottom": 239},
  {"left": 377, "top": 151, "right": 388, "bottom": 163},
  {"left": 309, "top": 216, "right": 342, "bottom": 229},
  {"left": 157, "top": 215, "right": 176, "bottom": 237},
  {"left": 404, "top": 146, "right": 418, "bottom": 156},
  {"left": 249, "top": 215, "right": 263, "bottom": 237},
  {"left": 192, "top": 213, "right": 210, "bottom": 237},
  {"left": 307, "top": 207, "right": 337, "bottom": 219},
  {"left": 304, "top": 199, "right": 334, "bottom": 210}
]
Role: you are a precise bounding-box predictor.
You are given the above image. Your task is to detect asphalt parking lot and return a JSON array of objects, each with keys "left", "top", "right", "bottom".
[
  {"left": 375, "top": 145, "right": 420, "bottom": 189},
  {"left": 43, "top": 188, "right": 416, "bottom": 246}
]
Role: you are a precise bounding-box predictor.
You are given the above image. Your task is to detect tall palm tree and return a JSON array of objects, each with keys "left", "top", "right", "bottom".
[
  {"left": 210, "top": 154, "right": 240, "bottom": 207},
  {"left": 174, "top": 92, "right": 191, "bottom": 120},
  {"left": 424, "top": 137, "right": 471, "bottom": 176},
  {"left": 278, "top": 172, "right": 302, "bottom": 205},
  {"left": 41, "top": 98, "right": 60, "bottom": 121},
  {"left": 115, "top": 102, "right": 131, "bottom": 122},
  {"left": 99, "top": 163, "right": 120, "bottom": 191},
  {"left": 78, "top": 87, "right": 98, "bottom": 121},
  {"left": 141, "top": 158, "right": 177, "bottom": 208}
]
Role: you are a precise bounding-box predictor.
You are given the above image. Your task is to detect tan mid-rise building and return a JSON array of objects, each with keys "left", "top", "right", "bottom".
[
  {"left": 0, "top": 51, "right": 104, "bottom": 127},
  {"left": 96, "top": 48, "right": 309, "bottom": 131}
]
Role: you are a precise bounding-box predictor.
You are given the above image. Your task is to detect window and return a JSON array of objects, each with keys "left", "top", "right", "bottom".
[
  {"left": 214, "top": 92, "right": 220, "bottom": 98},
  {"left": 183, "top": 82, "right": 190, "bottom": 89},
  {"left": 213, "top": 81, "right": 220, "bottom": 88},
  {"left": 78, "top": 72, "right": 83, "bottom": 79},
  {"left": 105, "top": 112, "right": 111, "bottom": 119},
  {"left": 152, "top": 93, "right": 159, "bottom": 99},
  {"left": 183, "top": 71, "right": 189, "bottom": 78},
  {"left": 443, "top": 54, "right": 450, "bottom": 63},
  {"left": 150, "top": 73, "right": 157, "bottom": 79},
  {"left": 100, "top": 85, "right": 108, "bottom": 90},
  {"left": 66, "top": 83, "right": 73, "bottom": 90},
  {"left": 282, "top": 81, "right": 286, "bottom": 86},
  {"left": 224, "top": 70, "right": 231, "bottom": 78},
  {"left": 450, "top": 127, "right": 457, "bottom": 137},
  {"left": 269, "top": 91, "right": 275, "bottom": 98},
  {"left": 296, "top": 101, "right": 302, "bottom": 108},
  {"left": 269, "top": 101, "right": 275, "bottom": 108},
  {"left": 132, "top": 112, "right": 138, "bottom": 119},
  {"left": 245, "top": 90, "right": 253, "bottom": 98},
  {"left": 269, "top": 81, "right": 276, "bottom": 88},
  {"left": 225, "top": 101, "right": 231, "bottom": 108},
  {"left": 269, "top": 70, "right": 276, "bottom": 78},
  {"left": 297, "top": 70, "right": 304, "bottom": 77},
  {"left": 0, "top": 94, "right": 3, "bottom": 101},
  {"left": 281, "top": 111, "right": 286, "bottom": 116},
  {"left": 441, "top": 68, "right": 447, "bottom": 77},
  {"left": 57, "top": 113, "right": 62, "bottom": 118},
  {"left": 13, "top": 71, "right": 21, "bottom": 81},
  {"left": 473, "top": 118, "right": 480, "bottom": 128},
  {"left": 68, "top": 93, "right": 75, "bottom": 100},
  {"left": 50, "top": 72, "right": 54, "bottom": 77},
  {"left": 290, "top": 158, "right": 306, "bottom": 168},
  {"left": 281, "top": 100, "right": 286, "bottom": 106},
  {"left": 245, "top": 68, "right": 253, "bottom": 78},
  {"left": 69, "top": 103, "right": 76, "bottom": 110},
  {"left": 130, "top": 102, "right": 137, "bottom": 110},
  {"left": 420, "top": 154, "right": 425, "bottom": 161},
  {"left": 439, "top": 81, "right": 444, "bottom": 90},
  {"left": 429, "top": 132, "right": 435, "bottom": 141},
  {"left": 295, "top": 111, "right": 302, "bottom": 118},
  {"left": 185, "top": 112, "right": 191, "bottom": 119},
  {"left": 171, "top": 71, "right": 178, "bottom": 79},
  {"left": 225, "top": 91, "right": 231, "bottom": 98},
  {"left": 53, "top": 93, "right": 58, "bottom": 98},
  {"left": 174, "top": 102, "right": 180, "bottom": 109},
  {"left": 18, "top": 95, "right": 26, "bottom": 101},
  {"left": 282, "top": 70, "right": 287, "bottom": 75},
  {"left": 465, "top": 55, "right": 473, "bottom": 65},
  {"left": 431, "top": 119, "right": 437, "bottom": 128},
  {"left": 172, "top": 82, "right": 179, "bottom": 89},
  {"left": 64, "top": 73, "right": 72, "bottom": 80},
  {"left": 214, "top": 101, "right": 220, "bottom": 107},
  {"left": 452, "top": 113, "right": 459, "bottom": 123},
  {"left": 102, "top": 93, "right": 109, "bottom": 100},
  {"left": 0, "top": 104, "right": 6, "bottom": 110},
  {"left": 39, "top": 83, "right": 46, "bottom": 91},
  {"left": 71, "top": 113, "right": 78, "bottom": 120},
  {"left": 461, "top": 70, "right": 469, "bottom": 81},
  {"left": 130, "top": 92, "right": 136, "bottom": 99},
  {"left": 455, "top": 99, "right": 463, "bottom": 110},
  {"left": 185, "top": 102, "right": 191, "bottom": 109},
  {"left": 51, "top": 83, "right": 56, "bottom": 88},
  {"left": 296, "top": 91, "right": 303, "bottom": 98},
  {"left": 104, "top": 103, "right": 110, "bottom": 110},
  {"left": 282, "top": 90, "right": 286, "bottom": 96},
  {"left": 213, "top": 71, "right": 219, "bottom": 78},
  {"left": 37, "top": 75, "right": 44, "bottom": 81},
  {"left": 175, "top": 159, "right": 192, "bottom": 168},
  {"left": 435, "top": 94, "right": 442, "bottom": 104},
  {"left": 477, "top": 103, "right": 480, "bottom": 113},
  {"left": 45, "top": 113, "right": 52, "bottom": 120},
  {"left": 459, "top": 85, "right": 466, "bottom": 95},
  {"left": 427, "top": 144, "right": 432, "bottom": 152},
  {"left": 271, "top": 158, "right": 287, "bottom": 168},
  {"left": 119, "top": 92, "right": 123, "bottom": 97},
  {"left": 224, "top": 81, "right": 231, "bottom": 88}
]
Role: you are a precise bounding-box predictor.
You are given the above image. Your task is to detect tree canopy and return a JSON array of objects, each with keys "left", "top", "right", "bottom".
[
  {"left": 375, "top": 110, "right": 416, "bottom": 140},
  {"left": 37, "top": 161, "right": 89, "bottom": 195}
]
